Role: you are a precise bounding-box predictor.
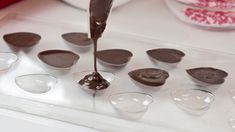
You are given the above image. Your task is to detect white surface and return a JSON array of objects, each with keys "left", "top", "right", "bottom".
[
  {"left": 0, "top": 108, "right": 99, "bottom": 132},
  {"left": 0, "top": 0, "right": 234, "bottom": 132}
]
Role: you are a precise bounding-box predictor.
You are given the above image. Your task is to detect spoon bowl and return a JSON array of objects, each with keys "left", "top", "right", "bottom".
[
  {"left": 62, "top": 32, "right": 93, "bottom": 52},
  {"left": 109, "top": 92, "right": 153, "bottom": 119},
  {"left": 15, "top": 74, "right": 57, "bottom": 94},
  {"left": 171, "top": 88, "right": 215, "bottom": 115},
  {"left": 0, "top": 52, "right": 18, "bottom": 72},
  {"left": 97, "top": 49, "right": 133, "bottom": 67}
]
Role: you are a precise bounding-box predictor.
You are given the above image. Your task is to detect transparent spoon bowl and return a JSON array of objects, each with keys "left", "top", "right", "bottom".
[
  {"left": 0, "top": 52, "right": 18, "bottom": 72},
  {"left": 171, "top": 88, "right": 215, "bottom": 115},
  {"left": 15, "top": 74, "right": 57, "bottom": 94},
  {"left": 109, "top": 92, "right": 153, "bottom": 119}
]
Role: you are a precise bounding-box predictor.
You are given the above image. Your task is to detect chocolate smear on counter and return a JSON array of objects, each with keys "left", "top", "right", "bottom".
[
  {"left": 3, "top": 32, "right": 41, "bottom": 47},
  {"left": 97, "top": 49, "right": 133, "bottom": 66},
  {"left": 129, "top": 68, "right": 169, "bottom": 86},
  {"left": 38, "top": 50, "right": 79, "bottom": 68},
  {"left": 147, "top": 48, "right": 185, "bottom": 63},
  {"left": 186, "top": 67, "right": 228, "bottom": 84}
]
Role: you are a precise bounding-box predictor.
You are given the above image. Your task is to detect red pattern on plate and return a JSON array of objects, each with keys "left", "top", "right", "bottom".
[
  {"left": 195, "top": 0, "right": 235, "bottom": 8},
  {"left": 185, "top": 8, "right": 235, "bottom": 25},
  {"left": 178, "top": 0, "right": 235, "bottom": 8}
]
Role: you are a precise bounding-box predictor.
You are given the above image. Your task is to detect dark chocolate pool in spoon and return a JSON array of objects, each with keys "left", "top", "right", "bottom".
[
  {"left": 129, "top": 68, "right": 169, "bottom": 86},
  {"left": 79, "top": 72, "right": 110, "bottom": 90},
  {"left": 38, "top": 50, "right": 79, "bottom": 69},
  {"left": 97, "top": 49, "right": 133, "bottom": 66},
  {"left": 186, "top": 67, "right": 228, "bottom": 85},
  {"left": 147, "top": 48, "right": 185, "bottom": 63},
  {"left": 3, "top": 32, "right": 41, "bottom": 47},
  {"left": 62, "top": 32, "right": 93, "bottom": 47},
  {"left": 79, "top": 0, "right": 113, "bottom": 91}
]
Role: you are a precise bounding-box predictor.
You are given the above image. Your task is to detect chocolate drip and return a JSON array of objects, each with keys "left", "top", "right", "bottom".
[
  {"left": 89, "top": 0, "right": 113, "bottom": 39},
  {"left": 93, "top": 39, "right": 98, "bottom": 72},
  {"left": 79, "top": 0, "right": 113, "bottom": 90}
]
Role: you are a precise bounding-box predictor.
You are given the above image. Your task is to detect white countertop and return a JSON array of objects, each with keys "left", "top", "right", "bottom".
[{"left": 0, "top": 0, "right": 234, "bottom": 132}]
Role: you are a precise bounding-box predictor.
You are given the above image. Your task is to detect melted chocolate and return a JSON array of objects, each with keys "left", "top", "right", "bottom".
[
  {"left": 79, "top": 0, "right": 113, "bottom": 90},
  {"left": 147, "top": 48, "right": 185, "bottom": 63},
  {"left": 97, "top": 49, "right": 133, "bottom": 66},
  {"left": 3, "top": 32, "right": 41, "bottom": 47},
  {"left": 129, "top": 68, "right": 169, "bottom": 86},
  {"left": 79, "top": 72, "right": 110, "bottom": 90},
  {"left": 38, "top": 50, "right": 79, "bottom": 68},
  {"left": 89, "top": 0, "right": 113, "bottom": 39},
  {"left": 62, "top": 32, "right": 93, "bottom": 46},
  {"left": 187, "top": 67, "right": 228, "bottom": 84}
]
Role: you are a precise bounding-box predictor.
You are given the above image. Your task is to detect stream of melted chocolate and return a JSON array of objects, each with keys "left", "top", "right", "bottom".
[{"left": 79, "top": 0, "right": 113, "bottom": 90}]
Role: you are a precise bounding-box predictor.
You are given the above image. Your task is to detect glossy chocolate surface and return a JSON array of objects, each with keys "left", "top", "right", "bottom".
[
  {"left": 97, "top": 49, "right": 133, "bottom": 66},
  {"left": 147, "top": 48, "right": 185, "bottom": 63},
  {"left": 38, "top": 50, "right": 79, "bottom": 68},
  {"left": 89, "top": 0, "right": 113, "bottom": 39},
  {"left": 129, "top": 68, "right": 169, "bottom": 86},
  {"left": 62, "top": 32, "right": 93, "bottom": 46},
  {"left": 187, "top": 67, "right": 228, "bottom": 84},
  {"left": 3, "top": 32, "right": 41, "bottom": 47},
  {"left": 79, "top": 72, "right": 110, "bottom": 90}
]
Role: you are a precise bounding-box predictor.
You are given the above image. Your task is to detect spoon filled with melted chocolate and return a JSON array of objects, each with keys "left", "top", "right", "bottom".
[
  {"left": 97, "top": 49, "right": 133, "bottom": 67},
  {"left": 62, "top": 32, "right": 93, "bottom": 49},
  {"left": 3, "top": 32, "right": 41, "bottom": 52},
  {"left": 128, "top": 68, "right": 169, "bottom": 87},
  {"left": 79, "top": 0, "right": 113, "bottom": 92},
  {"left": 78, "top": 0, "right": 114, "bottom": 110}
]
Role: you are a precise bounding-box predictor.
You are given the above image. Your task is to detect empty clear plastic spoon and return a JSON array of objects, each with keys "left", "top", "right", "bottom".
[
  {"left": 15, "top": 74, "right": 57, "bottom": 94},
  {"left": 0, "top": 52, "right": 18, "bottom": 72},
  {"left": 109, "top": 92, "right": 153, "bottom": 119},
  {"left": 172, "top": 88, "right": 215, "bottom": 115}
]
